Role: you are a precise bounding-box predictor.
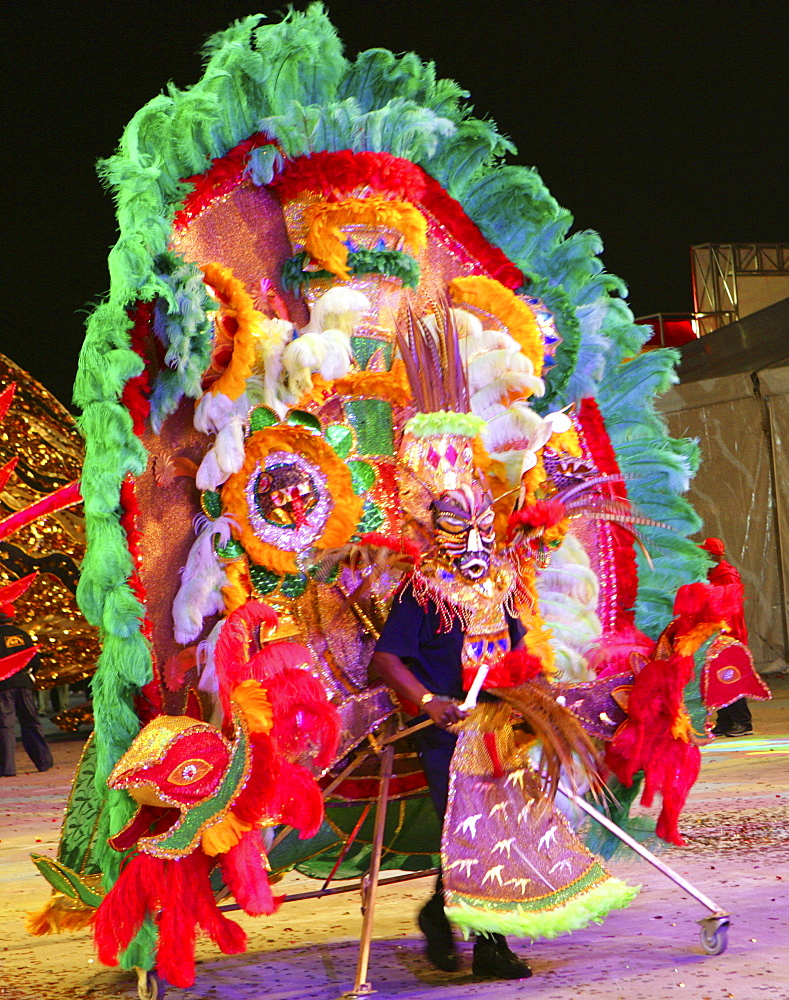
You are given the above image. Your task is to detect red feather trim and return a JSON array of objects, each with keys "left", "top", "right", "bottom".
[
  {"left": 274, "top": 760, "right": 326, "bottom": 839},
  {"left": 463, "top": 648, "right": 544, "bottom": 691},
  {"left": 174, "top": 134, "right": 279, "bottom": 230},
  {"left": 122, "top": 301, "right": 153, "bottom": 437},
  {"left": 93, "top": 851, "right": 246, "bottom": 989},
  {"left": 577, "top": 398, "right": 639, "bottom": 629},
  {"left": 419, "top": 170, "right": 525, "bottom": 290},
  {"left": 269, "top": 150, "right": 427, "bottom": 203},
  {"left": 358, "top": 531, "right": 422, "bottom": 567},
  {"left": 219, "top": 831, "right": 282, "bottom": 916},
  {"left": 506, "top": 499, "right": 567, "bottom": 542}
]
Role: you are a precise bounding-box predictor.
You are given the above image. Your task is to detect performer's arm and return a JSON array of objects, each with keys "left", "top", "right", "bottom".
[{"left": 371, "top": 650, "right": 467, "bottom": 729}]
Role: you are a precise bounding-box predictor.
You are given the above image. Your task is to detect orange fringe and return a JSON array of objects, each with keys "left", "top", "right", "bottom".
[
  {"left": 222, "top": 426, "right": 363, "bottom": 574},
  {"left": 303, "top": 196, "right": 427, "bottom": 280},
  {"left": 548, "top": 426, "right": 582, "bottom": 457},
  {"left": 675, "top": 621, "right": 726, "bottom": 657},
  {"left": 331, "top": 361, "right": 412, "bottom": 406},
  {"left": 449, "top": 275, "right": 544, "bottom": 375},
  {"left": 26, "top": 896, "right": 95, "bottom": 936},
  {"left": 201, "top": 262, "right": 265, "bottom": 401}
]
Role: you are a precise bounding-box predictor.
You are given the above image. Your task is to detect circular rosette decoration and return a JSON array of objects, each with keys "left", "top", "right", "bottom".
[{"left": 222, "top": 425, "right": 363, "bottom": 574}]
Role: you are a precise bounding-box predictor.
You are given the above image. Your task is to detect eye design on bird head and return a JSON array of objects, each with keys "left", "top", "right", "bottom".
[{"left": 166, "top": 758, "right": 213, "bottom": 786}]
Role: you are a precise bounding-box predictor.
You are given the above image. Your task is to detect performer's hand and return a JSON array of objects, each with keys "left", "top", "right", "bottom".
[{"left": 425, "top": 697, "right": 467, "bottom": 729}]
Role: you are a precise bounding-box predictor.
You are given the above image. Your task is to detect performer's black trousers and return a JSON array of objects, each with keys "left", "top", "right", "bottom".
[
  {"left": 0, "top": 689, "right": 53, "bottom": 776},
  {"left": 715, "top": 697, "right": 752, "bottom": 729}
]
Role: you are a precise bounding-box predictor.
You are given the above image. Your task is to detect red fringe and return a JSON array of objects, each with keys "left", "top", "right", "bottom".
[
  {"left": 122, "top": 302, "right": 153, "bottom": 438},
  {"left": 219, "top": 831, "right": 282, "bottom": 916},
  {"left": 274, "top": 760, "right": 326, "bottom": 839},
  {"left": 419, "top": 170, "right": 524, "bottom": 290},
  {"left": 506, "top": 499, "right": 567, "bottom": 542},
  {"left": 464, "top": 648, "right": 544, "bottom": 691},
  {"left": 577, "top": 398, "right": 639, "bottom": 629},
  {"left": 269, "top": 150, "right": 427, "bottom": 203},
  {"left": 605, "top": 649, "right": 697, "bottom": 846},
  {"left": 359, "top": 531, "right": 422, "bottom": 567}
]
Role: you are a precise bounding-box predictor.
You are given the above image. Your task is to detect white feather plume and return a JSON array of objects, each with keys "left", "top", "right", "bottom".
[
  {"left": 172, "top": 514, "right": 237, "bottom": 645},
  {"left": 461, "top": 328, "right": 522, "bottom": 360},
  {"left": 310, "top": 286, "right": 371, "bottom": 334},
  {"left": 194, "top": 391, "right": 250, "bottom": 435},
  {"left": 194, "top": 449, "right": 226, "bottom": 491}
]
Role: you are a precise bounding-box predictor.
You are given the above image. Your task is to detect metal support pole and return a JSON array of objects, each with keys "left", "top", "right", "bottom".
[
  {"left": 559, "top": 783, "right": 727, "bottom": 916},
  {"left": 340, "top": 742, "right": 395, "bottom": 999}
]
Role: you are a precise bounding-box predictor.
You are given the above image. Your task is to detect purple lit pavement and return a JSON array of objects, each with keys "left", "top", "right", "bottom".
[{"left": 2, "top": 676, "right": 788, "bottom": 1000}]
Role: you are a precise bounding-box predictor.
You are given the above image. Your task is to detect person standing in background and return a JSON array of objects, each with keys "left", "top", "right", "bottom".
[
  {"left": 0, "top": 603, "right": 53, "bottom": 775},
  {"left": 700, "top": 538, "right": 754, "bottom": 737}
]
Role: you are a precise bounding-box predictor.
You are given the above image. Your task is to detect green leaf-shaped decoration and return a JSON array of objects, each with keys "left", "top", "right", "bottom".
[
  {"left": 215, "top": 539, "right": 244, "bottom": 560},
  {"left": 201, "top": 490, "right": 222, "bottom": 519},
  {"left": 281, "top": 572, "right": 309, "bottom": 598},
  {"left": 358, "top": 500, "right": 385, "bottom": 533},
  {"left": 250, "top": 563, "right": 280, "bottom": 596},
  {"left": 250, "top": 406, "right": 279, "bottom": 431},
  {"left": 348, "top": 460, "right": 377, "bottom": 495},
  {"left": 326, "top": 423, "right": 353, "bottom": 458},
  {"left": 287, "top": 410, "right": 322, "bottom": 433}
]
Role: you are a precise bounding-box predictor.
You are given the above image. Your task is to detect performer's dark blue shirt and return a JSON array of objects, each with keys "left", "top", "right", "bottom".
[{"left": 374, "top": 584, "right": 525, "bottom": 701}]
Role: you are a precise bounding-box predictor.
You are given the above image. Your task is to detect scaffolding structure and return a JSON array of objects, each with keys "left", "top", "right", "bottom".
[{"left": 691, "top": 243, "right": 789, "bottom": 335}]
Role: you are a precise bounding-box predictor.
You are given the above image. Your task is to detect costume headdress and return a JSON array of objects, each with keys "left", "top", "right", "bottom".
[{"left": 28, "top": 5, "right": 718, "bottom": 985}]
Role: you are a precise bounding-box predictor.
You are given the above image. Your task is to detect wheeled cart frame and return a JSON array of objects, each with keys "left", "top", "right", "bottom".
[{"left": 133, "top": 719, "right": 729, "bottom": 999}]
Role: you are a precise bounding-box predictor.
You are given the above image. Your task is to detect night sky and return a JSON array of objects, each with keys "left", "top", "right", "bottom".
[{"left": 2, "top": 0, "right": 786, "bottom": 411}]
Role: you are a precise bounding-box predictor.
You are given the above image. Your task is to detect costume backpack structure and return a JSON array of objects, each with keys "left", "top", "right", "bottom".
[{"left": 27, "top": 6, "right": 730, "bottom": 992}]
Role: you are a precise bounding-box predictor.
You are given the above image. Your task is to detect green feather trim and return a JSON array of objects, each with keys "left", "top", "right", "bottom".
[{"left": 446, "top": 876, "right": 638, "bottom": 940}]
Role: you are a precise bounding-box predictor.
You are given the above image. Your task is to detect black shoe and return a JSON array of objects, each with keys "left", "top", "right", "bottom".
[
  {"left": 724, "top": 723, "right": 753, "bottom": 737},
  {"left": 417, "top": 893, "right": 458, "bottom": 972},
  {"left": 472, "top": 934, "right": 532, "bottom": 980},
  {"left": 711, "top": 723, "right": 727, "bottom": 736}
]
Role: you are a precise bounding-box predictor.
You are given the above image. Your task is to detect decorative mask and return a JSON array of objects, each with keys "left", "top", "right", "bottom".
[{"left": 432, "top": 481, "right": 496, "bottom": 581}]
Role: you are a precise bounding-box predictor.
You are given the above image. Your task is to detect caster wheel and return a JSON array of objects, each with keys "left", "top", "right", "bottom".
[
  {"left": 699, "top": 921, "right": 728, "bottom": 955},
  {"left": 135, "top": 966, "right": 163, "bottom": 999}
]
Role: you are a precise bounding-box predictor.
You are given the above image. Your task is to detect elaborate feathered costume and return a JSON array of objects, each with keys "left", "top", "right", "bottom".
[{"left": 26, "top": 5, "right": 721, "bottom": 987}]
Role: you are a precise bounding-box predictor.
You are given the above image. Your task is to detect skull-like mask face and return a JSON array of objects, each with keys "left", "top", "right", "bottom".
[{"left": 431, "top": 482, "right": 496, "bottom": 581}]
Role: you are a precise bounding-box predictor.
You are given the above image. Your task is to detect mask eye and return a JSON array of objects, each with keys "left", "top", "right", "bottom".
[{"left": 167, "top": 758, "right": 213, "bottom": 786}]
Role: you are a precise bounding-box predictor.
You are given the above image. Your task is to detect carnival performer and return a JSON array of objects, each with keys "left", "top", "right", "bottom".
[
  {"left": 373, "top": 571, "right": 532, "bottom": 978},
  {"left": 701, "top": 537, "right": 754, "bottom": 737},
  {"left": 0, "top": 603, "right": 52, "bottom": 776}
]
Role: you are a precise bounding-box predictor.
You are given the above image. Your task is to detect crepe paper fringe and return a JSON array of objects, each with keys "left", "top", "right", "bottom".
[
  {"left": 280, "top": 248, "right": 421, "bottom": 293},
  {"left": 445, "top": 876, "right": 639, "bottom": 940},
  {"left": 405, "top": 411, "right": 485, "bottom": 439}
]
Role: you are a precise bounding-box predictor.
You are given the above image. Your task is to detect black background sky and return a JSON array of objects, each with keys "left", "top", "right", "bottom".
[{"left": 2, "top": 0, "right": 787, "bottom": 411}]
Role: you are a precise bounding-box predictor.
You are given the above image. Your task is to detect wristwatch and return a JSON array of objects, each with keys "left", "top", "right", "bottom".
[{"left": 420, "top": 692, "right": 436, "bottom": 706}]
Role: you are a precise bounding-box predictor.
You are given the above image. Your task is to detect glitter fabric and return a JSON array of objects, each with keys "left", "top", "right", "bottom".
[{"left": 442, "top": 713, "right": 636, "bottom": 934}]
